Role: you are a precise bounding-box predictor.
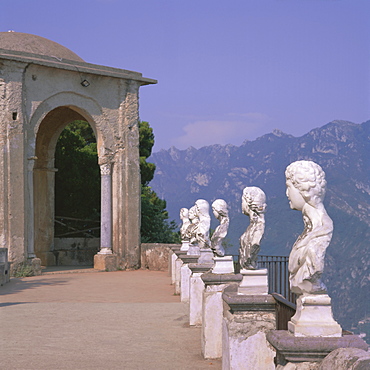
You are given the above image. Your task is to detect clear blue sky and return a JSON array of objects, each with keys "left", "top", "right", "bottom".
[{"left": 1, "top": 0, "right": 369, "bottom": 151}]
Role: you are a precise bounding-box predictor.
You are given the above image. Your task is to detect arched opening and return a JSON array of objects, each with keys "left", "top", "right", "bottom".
[{"left": 34, "top": 106, "right": 100, "bottom": 266}]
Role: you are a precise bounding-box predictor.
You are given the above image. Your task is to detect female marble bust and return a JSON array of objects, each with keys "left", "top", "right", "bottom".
[
  {"left": 210, "top": 199, "right": 229, "bottom": 257},
  {"left": 179, "top": 208, "right": 191, "bottom": 241},
  {"left": 187, "top": 205, "right": 200, "bottom": 245},
  {"left": 285, "top": 160, "right": 333, "bottom": 296},
  {"left": 194, "top": 199, "right": 211, "bottom": 249},
  {"left": 239, "top": 186, "right": 266, "bottom": 270}
]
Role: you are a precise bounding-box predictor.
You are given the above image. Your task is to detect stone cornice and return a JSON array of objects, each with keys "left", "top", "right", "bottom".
[
  {"left": 201, "top": 272, "right": 242, "bottom": 285},
  {"left": 223, "top": 291, "right": 276, "bottom": 313},
  {"left": 0, "top": 48, "right": 157, "bottom": 85}
]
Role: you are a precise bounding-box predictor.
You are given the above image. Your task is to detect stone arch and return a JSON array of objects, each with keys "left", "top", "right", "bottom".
[
  {"left": 32, "top": 105, "right": 100, "bottom": 265},
  {"left": 29, "top": 91, "right": 115, "bottom": 161}
]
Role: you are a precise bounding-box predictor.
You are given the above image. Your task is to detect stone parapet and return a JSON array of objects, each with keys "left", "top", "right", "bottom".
[
  {"left": 201, "top": 272, "right": 242, "bottom": 359},
  {"left": 222, "top": 290, "right": 276, "bottom": 370},
  {"left": 222, "top": 290, "right": 276, "bottom": 313},
  {"left": 180, "top": 255, "right": 199, "bottom": 303},
  {"left": 188, "top": 263, "right": 213, "bottom": 326},
  {"left": 267, "top": 330, "right": 369, "bottom": 364},
  {"left": 141, "top": 243, "right": 180, "bottom": 271}
]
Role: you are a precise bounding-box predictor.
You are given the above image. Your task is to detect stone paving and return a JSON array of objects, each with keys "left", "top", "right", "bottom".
[{"left": 0, "top": 268, "right": 221, "bottom": 370}]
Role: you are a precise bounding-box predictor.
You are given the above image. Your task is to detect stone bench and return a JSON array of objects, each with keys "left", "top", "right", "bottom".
[{"left": 0, "top": 248, "right": 10, "bottom": 286}]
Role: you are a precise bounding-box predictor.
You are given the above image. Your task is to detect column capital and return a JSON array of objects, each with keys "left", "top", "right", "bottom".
[{"left": 99, "top": 162, "right": 112, "bottom": 176}]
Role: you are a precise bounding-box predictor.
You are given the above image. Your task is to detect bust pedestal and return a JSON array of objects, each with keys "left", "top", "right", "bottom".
[
  {"left": 238, "top": 268, "right": 268, "bottom": 295},
  {"left": 198, "top": 248, "right": 214, "bottom": 264},
  {"left": 187, "top": 244, "right": 200, "bottom": 255},
  {"left": 288, "top": 294, "right": 342, "bottom": 337},
  {"left": 212, "top": 256, "right": 234, "bottom": 274},
  {"left": 180, "top": 240, "right": 190, "bottom": 252}
]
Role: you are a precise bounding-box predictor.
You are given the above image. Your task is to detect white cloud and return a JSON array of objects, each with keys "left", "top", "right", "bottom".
[{"left": 172, "top": 113, "right": 271, "bottom": 149}]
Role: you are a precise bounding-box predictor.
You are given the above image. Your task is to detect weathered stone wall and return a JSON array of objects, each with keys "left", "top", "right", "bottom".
[
  {"left": 141, "top": 243, "right": 180, "bottom": 271},
  {"left": 53, "top": 238, "right": 100, "bottom": 266}
]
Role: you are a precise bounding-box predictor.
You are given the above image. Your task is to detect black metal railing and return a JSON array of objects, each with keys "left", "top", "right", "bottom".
[
  {"left": 233, "top": 254, "right": 296, "bottom": 304},
  {"left": 257, "top": 255, "right": 297, "bottom": 304}
]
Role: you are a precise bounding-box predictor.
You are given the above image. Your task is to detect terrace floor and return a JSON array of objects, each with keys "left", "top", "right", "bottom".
[{"left": 0, "top": 268, "right": 221, "bottom": 370}]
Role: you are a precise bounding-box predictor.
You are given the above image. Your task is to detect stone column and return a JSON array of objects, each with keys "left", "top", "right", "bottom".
[
  {"left": 27, "top": 156, "right": 37, "bottom": 259},
  {"left": 201, "top": 272, "right": 242, "bottom": 359},
  {"left": 99, "top": 162, "right": 113, "bottom": 255},
  {"left": 94, "top": 161, "right": 117, "bottom": 271}
]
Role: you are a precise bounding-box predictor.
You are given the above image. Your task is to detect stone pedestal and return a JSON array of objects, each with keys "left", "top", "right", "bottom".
[
  {"left": 170, "top": 246, "right": 181, "bottom": 284},
  {"left": 180, "top": 255, "right": 199, "bottom": 303},
  {"left": 222, "top": 289, "right": 276, "bottom": 370},
  {"left": 187, "top": 245, "right": 200, "bottom": 256},
  {"left": 198, "top": 248, "right": 214, "bottom": 264},
  {"left": 267, "top": 330, "right": 369, "bottom": 366},
  {"left": 180, "top": 240, "right": 190, "bottom": 252},
  {"left": 238, "top": 268, "right": 268, "bottom": 295},
  {"left": 174, "top": 250, "right": 184, "bottom": 295},
  {"left": 212, "top": 256, "right": 234, "bottom": 274},
  {"left": 288, "top": 294, "right": 342, "bottom": 337},
  {"left": 94, "top": 253, "right": 118, "bottom": 271},
  {"left": 201, "top": 272, "right": 242, "bottom": 359},
  {"left": 188, "top": 263, "right": 213, "bottom": 326}
]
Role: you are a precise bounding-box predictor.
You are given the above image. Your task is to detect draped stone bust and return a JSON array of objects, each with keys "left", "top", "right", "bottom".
[
  {"left": 239, "top": 186, "right": 266, "bottom": 270},
  {"left": 285, "top": 160, "right": 333, "bottom": 296},
  {"left": 211, "top": 199, "right": 229, "bottom": 257}
]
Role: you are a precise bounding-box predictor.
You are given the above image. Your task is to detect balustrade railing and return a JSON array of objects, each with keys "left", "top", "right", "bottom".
[{"left": 257, "top": 255, "right": 296, "bottom": 304}]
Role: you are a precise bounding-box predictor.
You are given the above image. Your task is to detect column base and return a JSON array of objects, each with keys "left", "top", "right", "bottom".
[
  {"left": 94, "top": 253, "right": 118, "bottom": 271},
  {"left": 98, "top": 247, "right": 113, "bottom": 255}
]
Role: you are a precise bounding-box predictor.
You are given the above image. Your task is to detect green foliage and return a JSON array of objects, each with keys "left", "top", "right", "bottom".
[
  {"left": 54, "top": 119, "right": 179, "bottom": 243},
  {"left": 55, "top": 121, "right": 100, "bottom": 222},
  {"left": 139, "top": 121, "right": 156, "bottom": 186},
  {"left": 138, "top": 121, "right": 180, "bottom": 243},
  {"left": 141, "top": 185, "right": 180, "bottom": 243},
  {"left": 12, "top": 262, "right": 34, "bottom": 278}
]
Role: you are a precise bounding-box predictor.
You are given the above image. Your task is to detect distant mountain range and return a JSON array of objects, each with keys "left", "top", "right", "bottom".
[{"left": 149, "top": 120, "right": 370, "bottom": 337}]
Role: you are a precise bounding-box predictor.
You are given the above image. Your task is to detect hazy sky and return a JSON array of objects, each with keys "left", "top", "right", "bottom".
[{"left": 1, "top": 0, "right": 369, "bottom": 151}]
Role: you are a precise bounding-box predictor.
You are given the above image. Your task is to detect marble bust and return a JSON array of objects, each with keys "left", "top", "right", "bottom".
[
  {"left": 187, "top": 205, "right": 200, "bottom": 245},
  {"left": 285, "top": 160, "right": 333, "bottom": 296},
  {"left": 179, "top": 208, "right": 191, "bottom": 241},
  {"left": 194, "top": 199, "right": 211, "bottom": 249},
  {"left": 239, "top": 186, "right": 266, "bottom": 270},
  {"left": 210, "top": 199, "right": 229, "bottom": 257}
]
